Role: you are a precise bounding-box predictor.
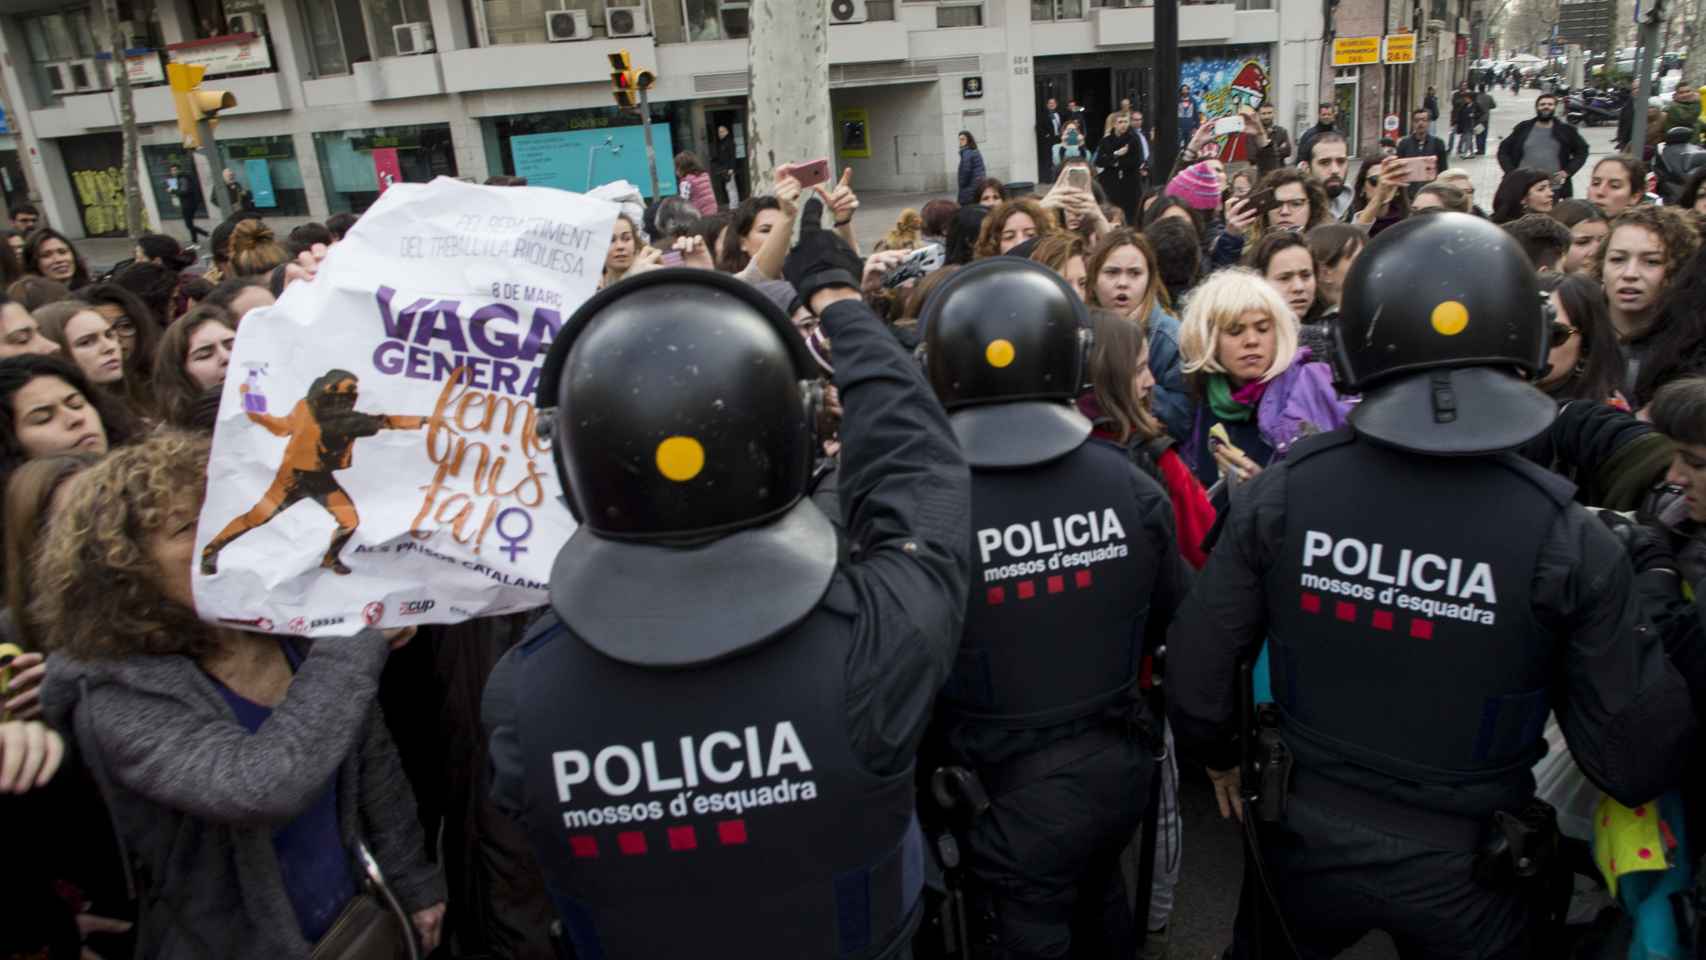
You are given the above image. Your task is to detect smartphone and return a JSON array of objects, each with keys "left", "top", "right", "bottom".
[
  {"left": 882, "top": 243, "right": 945, "bottom": 289},
  {"left": 1390, "top": 156, "right": 1438, "bottom": 184},
  {"left": 1243, "top": 187, "right": 1279, "bottom": 217},
  {"left": 660, "top": 249, "right": 684, "bottom": 267},
  {"left": 1213, "top": 115, "right": 1246, "bottom": 136},
  {"left": 1064, "top": 166, "right": 1092, "bottom": 191},
  {"left": 782, "top": 158, "right": 833, "bottom": 190}
]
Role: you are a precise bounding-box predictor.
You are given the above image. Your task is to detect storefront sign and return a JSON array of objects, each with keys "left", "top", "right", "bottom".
[
  {"left": 195, "top": 177, "right": 616, "bottom": 636},
  {"left": 509, "top": 126, "right": 678, "bottom": 198},
  {"left": 372, "top": 148, "right": 402, "bottom": 193},
  {"left": 1383, "top": 33, "right": 1417, "bottom": 64},
  {"left": 166, "top": 32, "right": 272, "bottom": 78},
  {"left": 97, "top": 49, "right": 167, "bottom": 85},
  {"left": 1332, "top": 36, "right": 1382, "bottom": 66}
]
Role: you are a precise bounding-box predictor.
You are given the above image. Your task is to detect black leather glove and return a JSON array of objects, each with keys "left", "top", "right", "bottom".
[
  {"left": 1598, "top": 510, "right": 1677, "bottom": 574},
  {"left": 783, "top": 218, "right": 861, "bottom": 312}
]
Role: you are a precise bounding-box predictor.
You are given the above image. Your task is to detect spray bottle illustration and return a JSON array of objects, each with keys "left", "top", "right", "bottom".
[{"left": 240, "top": 362, "right": 269, "bottom": 414}]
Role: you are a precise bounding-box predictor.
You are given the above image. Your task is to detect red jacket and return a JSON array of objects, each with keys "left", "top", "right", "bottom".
[{"left": 1079, "top": 397, "right": 1217, "bottom": 569}]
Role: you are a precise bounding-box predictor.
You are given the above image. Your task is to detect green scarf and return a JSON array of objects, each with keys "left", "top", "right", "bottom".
[{"left": 1206, "top": 374, "right": 1255, "bottom": 423}]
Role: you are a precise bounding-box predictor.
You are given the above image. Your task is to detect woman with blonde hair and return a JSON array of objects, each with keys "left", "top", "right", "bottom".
[
  {"left": 874, "top": 208, "right": 925, "bottom": 253},
  {"left": 36, "top": 431, "right": 446, "bottom": 958},
  {"left": 973, "top": 198, "right": 1056, "bottom": 258},
  {"left": 1177, "top": 267, "right": 1351, "bottom": 494}
]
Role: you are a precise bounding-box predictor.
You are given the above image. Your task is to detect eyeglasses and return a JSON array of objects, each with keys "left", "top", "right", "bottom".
[{"left": 1550, "top": 322, "right": 1578, "bottom": 348}]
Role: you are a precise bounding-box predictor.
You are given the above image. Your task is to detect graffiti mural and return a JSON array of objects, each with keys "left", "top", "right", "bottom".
[
  {"left": 60, "top": 133, "right": 150, "bottom": 238},
  {"left": 1179, "top": 50, "right": 1272, "bottom": 163}
]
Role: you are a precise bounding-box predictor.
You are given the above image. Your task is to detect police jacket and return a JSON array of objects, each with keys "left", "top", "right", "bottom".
[
  {"left": 483, "top": 299, "right": 972, "bottom": 959},
  {"left": 935, "top": 437, "right": 1187, "bottom": 768},
  {"left": 1167, "top": 427, "right": 1694, "bottom": 819}
]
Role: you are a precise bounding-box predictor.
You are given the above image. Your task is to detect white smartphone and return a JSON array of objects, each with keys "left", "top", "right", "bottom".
[{"left": 1213, "top": 115, "right": 1246, "bottom": 136}]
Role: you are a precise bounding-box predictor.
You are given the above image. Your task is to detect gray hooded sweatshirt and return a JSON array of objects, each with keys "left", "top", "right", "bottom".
[{"left": 41, "top": 631, "right": 444, "bottom": 959}]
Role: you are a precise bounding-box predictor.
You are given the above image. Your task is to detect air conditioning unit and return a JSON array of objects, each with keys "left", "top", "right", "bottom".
[
  {"left": 606, "top": 3, "right": 651, "bottom": 37},
  {"left": 67, "top": 58, "right": 101, "bottom": 92},
  {"left": 393, "top": 21, "right": 435, "bottom": 55},
  {"left": 226, "top": 12, "right": 260, "bottom": 34},
  {"left": 546, "top": 8, "right": 593, "bottom": 40},
  {"left": 829, "top": 0, "right": 868, "bottom": 24},
  {"left": 720, "top": 0, "right": 750, "bottom": 37},
  {"left": 44, "top": 61, "right": 71, "bottom": 95}
]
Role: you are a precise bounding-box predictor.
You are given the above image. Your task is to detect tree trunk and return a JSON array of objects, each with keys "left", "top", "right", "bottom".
[
  {"left": 1675, "top": 0, "right": 1701, "bottom": 87},
  {"left": 101, "top": 0, "right": 147, "bottom": 239},
  {"left": 745, "top": 0, "right": 831, "bottom": 202}
]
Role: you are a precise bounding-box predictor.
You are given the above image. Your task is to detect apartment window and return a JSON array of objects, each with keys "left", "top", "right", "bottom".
[
  {"left": 866, "top": 0, "right": 896, "bottom": 18},
  {"left": 478, "top": 0, "right": 617, "bottom": 45},
  {"left": 301, "top": 0, "right": 372, "bottom": 74},
  {"left": 365, "top": 0, "right": 435, "bottom": 56},
  {"left": 936, "top": 2, "right": 983, "bottom": 26},
  {"left": 1235, "top": 0, "right": 1272, "bottom": 9},
  {"left": 22, "top": 9, "right": 98, "bottom": 99},
  {"left": 1032, "top": 0, "right": 1086, "bottom": 19}
]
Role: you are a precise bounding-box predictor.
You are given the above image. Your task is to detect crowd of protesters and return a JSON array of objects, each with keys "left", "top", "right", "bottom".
[{"left": 0, "top": 104, "right": 1704, "bottom": 960}]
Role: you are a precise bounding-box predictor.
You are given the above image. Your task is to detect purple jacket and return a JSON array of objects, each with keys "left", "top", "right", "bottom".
[{"left": 1180, "top": 350, "right": 1355, "bottom": 467}]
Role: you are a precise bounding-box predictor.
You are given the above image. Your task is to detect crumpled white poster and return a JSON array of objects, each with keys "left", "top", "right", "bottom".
[{"left": 194, "top": 177, "right": 616, "bottom": 636}]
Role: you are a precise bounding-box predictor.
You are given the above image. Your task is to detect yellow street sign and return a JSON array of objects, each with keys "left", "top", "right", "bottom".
[{"left": 1332, "top": 36, "right": 1382, "bottom": 67}]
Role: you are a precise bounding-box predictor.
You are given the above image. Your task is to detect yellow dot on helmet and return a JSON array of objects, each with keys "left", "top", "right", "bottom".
[
  {"left": 1431, "top": 300, "right": 1470, "bottom": 336},
  {"left": 986, "top": 339, "right": 1016, "bottom": 368},
  {"left": 655, "top": 436, "right": 705, "bottom": 482}
]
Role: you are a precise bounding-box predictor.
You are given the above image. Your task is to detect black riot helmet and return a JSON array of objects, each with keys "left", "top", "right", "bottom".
[
  {"left": 921, "top": 257, "right": 1092, "bottom": 468},
  {"left": 1333, "top": 212, "right": 1555, "bottom": 455},
  {"left": 535, "top": 268, "right": 835, "bottom": 667}
]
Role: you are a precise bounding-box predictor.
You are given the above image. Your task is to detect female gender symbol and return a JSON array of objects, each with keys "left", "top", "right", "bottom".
[{"left": 495, "top": 507, "right": 534, "bottom": 562}]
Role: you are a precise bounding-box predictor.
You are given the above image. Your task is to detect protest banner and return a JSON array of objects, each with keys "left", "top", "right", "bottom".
[{"left": 194, "top": 176, "right": 617, "bottom": 636}]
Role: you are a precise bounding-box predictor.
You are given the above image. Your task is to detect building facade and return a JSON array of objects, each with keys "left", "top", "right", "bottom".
[{"left": 0, "top": 0, "right": 1324, "bottom": 239}]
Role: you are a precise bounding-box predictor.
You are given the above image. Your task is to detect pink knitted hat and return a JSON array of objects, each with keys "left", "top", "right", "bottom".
[{"left": 1166, "top": 162, "right": 1223, "bottom": 210}]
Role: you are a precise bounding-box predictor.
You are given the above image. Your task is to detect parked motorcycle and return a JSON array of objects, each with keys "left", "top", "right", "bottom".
[{"left": 1565, "top": 87, "right": 1628, "bottom": 126}]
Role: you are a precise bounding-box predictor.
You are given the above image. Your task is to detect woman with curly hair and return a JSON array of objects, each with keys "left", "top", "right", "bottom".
[
  {"left": 973, "top": 198, "right": 1056, "bottom": 258},
  {"left": 975, "top": 177, "right": 1008, "bottom": 208},
  {"left": 35, "top": 431, "right": 446, "bottom": 958},
  {"left": 152, "top": 306, "right": 236, "bottom": 431},
  {"left": 2, "top": 452, "right": 97, "bottom": 656},
  {"left": 1590, "top": 204, "right": 1702, "bottom": 395}
]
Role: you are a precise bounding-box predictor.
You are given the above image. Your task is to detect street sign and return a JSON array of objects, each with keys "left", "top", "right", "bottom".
[
  {"left": 1333, "top": 36, "right": 1382, "bottom": 66},
  {"left": 1383, "top": 33, "right": 1417, "bottom": 63}
]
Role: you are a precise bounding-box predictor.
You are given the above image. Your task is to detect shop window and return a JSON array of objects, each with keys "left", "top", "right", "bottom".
[
  {"left": 221, "top": 137, "right": 312, "bottom": 215},
  {"left": 365, "top": 0, "right": 436, "bottom": 56},
  {"left": 483, "top": 106, "right": 681, "bottom": 198},
  {"left": 313, "top": 125, "right": 458, "bottom": 215},
  {"left": 301, "top": 0, "right": 372, "bottom": 74}
]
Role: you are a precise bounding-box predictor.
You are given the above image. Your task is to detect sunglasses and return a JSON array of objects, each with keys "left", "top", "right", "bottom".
[{"left": 1550, "top": 322, "right": 1578, "bottom": 348}]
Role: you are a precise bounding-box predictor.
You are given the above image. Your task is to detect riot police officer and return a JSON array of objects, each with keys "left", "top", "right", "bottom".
[
  {"left": 918, "top": 258, "right": 1186, "bottom": 958},
  {"left": 483, "top": 226, "right": 972, "bottom": 957},
  {"left": 1167, "top": 211, "right": 1695, "bottom": 957}
]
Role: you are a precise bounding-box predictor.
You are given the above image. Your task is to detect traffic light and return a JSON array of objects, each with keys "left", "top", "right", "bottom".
[
  {"left": 167, "top": 62, "right": 236, "bottom": 148},
  {"left": 609, "top": 50, "right": 636, "bottom": 108}
]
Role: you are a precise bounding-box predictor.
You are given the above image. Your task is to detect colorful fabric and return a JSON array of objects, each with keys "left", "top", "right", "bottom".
[{"left": 1166, "top": 161, "right": 1223, "bottom": 210}]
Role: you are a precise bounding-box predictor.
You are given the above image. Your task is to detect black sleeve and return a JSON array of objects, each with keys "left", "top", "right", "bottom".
[
  {"left": 1136, "top": 469, "right": 1189, "bottom": 652},
  {"left": 1564, "top": 126, "right": 1591, "bottom": 175},
  {"left": 821, "top": 298, "right": 973, "bottom": 777},
  {"left": 481, "top": 644, "right": 526, "bottom": 819},
  {"left": 1537, "top": 505, "right": 1697, "bottom": 806},
  {"left": 1166, "top": 465, "right": 1289, "bottom": 770}
]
